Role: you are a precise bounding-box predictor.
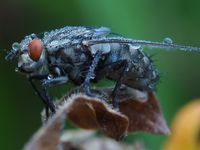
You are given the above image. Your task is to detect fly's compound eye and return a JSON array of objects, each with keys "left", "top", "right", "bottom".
[{"left": 28, "top": 39, "right": 43, "bottom": 61}]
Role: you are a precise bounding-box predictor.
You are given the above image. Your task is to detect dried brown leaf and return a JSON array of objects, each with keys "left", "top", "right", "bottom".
[
  {"left": 24, "top": 85, "right": 168, "bottom": 150},
  {"left": 118, "top": 92, "right": 170, "bottom": 135},
  {"left": 65, "top": 94, "right": 129, "bottom": 140},
  {"left": 103, "top": 86, "right": 170, "bottom": 135}
]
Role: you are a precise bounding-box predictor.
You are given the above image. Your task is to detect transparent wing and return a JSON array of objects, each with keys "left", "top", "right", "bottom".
[{"left": 85, "top": 37, "right": 200, "bottom": 53}]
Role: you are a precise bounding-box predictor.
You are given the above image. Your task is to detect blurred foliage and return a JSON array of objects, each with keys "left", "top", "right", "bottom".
[{"left": 0, "top": 0, "right": 200, "bottom": 150}]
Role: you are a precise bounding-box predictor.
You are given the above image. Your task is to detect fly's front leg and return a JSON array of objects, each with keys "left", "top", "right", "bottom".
[
  {"left": 42, "top": 76, "right": 69, "bottom": 87},
  {"left": 83, "top": 51, "right": 103, "bottom": 96},
  {"left": 27, "top": 73, "right": 56, "bottom": 119}
]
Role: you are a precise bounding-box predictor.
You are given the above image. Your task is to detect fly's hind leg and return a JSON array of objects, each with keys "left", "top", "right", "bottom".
[
  {"left": 96, "top": 60, "right": 128, "bottom": 110},
  {"left": 111, "top": 60, "right": 128, "bottom": 111}
]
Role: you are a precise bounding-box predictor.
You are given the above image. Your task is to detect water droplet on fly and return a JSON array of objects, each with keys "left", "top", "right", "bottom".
[
  {"left": 12, "top": 42, "right": 20, "bottom": 51},
  {"left": 163, "top": 37, "right": 173, "bottom": 44},
  {"left": 44, "top": 32, "right": 48, "bottom": 36},
  {"left": 148, "top": 84, "right": 154, "bottom": 89},
  {"left": 15, "top": 68, "right": 19, "bottom": 72},
  {"left": 90, "top": 74, "right": 95, "bottom": 79},
  {"left": 48, "top": 75, "right": 53, "bottom": 80}
]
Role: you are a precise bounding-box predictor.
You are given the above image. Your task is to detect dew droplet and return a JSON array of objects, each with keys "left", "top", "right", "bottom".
[
  {"left": 90, "top": 74, "right": 95, "bottom": 79},
  {"left": 163, "top": 37, "right": 173, "bottom": 44},
  {"left": 48, "top": 74, "right": 53, "bottom": 80},
  {"left": 15, "top": 67, "right": 19, "bottom": 72},
  {"left": 148, "top": 84, "right": 154, "bottom": 89},
  {"left": 44, "top": 32, "right": 48, "bottom": 36},
  {"left": 12, "top": 42, "right": 20, "bottom": 51}
]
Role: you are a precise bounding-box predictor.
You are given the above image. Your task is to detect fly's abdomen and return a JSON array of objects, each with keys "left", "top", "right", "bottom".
[
  {"left": 105, "top": 44, "right": 159, "bottom": 91},
  {"left": 125, "top": 45, "right": 159, "bottom": 91}
]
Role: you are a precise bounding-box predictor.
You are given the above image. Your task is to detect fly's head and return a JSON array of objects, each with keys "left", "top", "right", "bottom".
[{"left": 6, "top": 34, "right": 46, "bottom": 73}]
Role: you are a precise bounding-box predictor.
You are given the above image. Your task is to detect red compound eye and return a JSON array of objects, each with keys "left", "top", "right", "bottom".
[{"left": 28, "top": 39, "right": 43, "bottom": 61}]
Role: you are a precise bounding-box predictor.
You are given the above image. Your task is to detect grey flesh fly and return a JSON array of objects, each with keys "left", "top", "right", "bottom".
[{"left": 3, "top": 26, "right": 200, "bottom": 118}]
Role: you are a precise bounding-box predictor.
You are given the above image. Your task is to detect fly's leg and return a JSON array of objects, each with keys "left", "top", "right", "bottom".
[
  {"left": 27, "top": 74, "right": 56, "bottom": 119},
  {"left": 84, "top": 51, "right": 102, "bottom": 96},
  {"left": 111, "top": 60, "right": 128, "bottom": 110},
  {"left": 42, "top": 76, "right": 69, "bottom": 87},
  {"left": 29, "top": 76, "right": 56, "bottom": 113},
  {"left": 29, "top": 78, "right": 54, "bottom": 118},
  {"left": 95, "top": 60, "right": 128, "bottom": 110}
]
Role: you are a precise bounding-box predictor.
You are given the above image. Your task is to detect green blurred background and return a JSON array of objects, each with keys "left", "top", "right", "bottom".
[{"left": 0, "top": 0, "right": 200, "bottom": 149}]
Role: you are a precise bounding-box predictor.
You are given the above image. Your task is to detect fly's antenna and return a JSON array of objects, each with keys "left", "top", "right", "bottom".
[{"left": 87, "top": 37, "right": 200, "bottom": 53}]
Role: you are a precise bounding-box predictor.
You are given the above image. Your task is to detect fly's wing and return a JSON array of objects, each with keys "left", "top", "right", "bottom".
[
  {"left": 84, "top": 37, "right": 200, "bottom": 53},
  {"left": 91, "top": 27, "right": 111, "bottom": 37}
]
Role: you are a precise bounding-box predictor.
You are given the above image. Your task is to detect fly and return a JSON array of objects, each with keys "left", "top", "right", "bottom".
[{"left": 3, "top": 26, "right": 200, "bottom": 118}]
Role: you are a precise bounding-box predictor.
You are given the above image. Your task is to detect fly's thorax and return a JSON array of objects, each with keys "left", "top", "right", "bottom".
[
  {"left": 43, "top": 26, "right": 111, "bottom": 54},
  {"left": 48, "top": 47, "right": 87, "bottom": 64},
  {"left": 45, "top": 38, "right": 71, "bottom": 53},
  {"left": 46, "top": 46, "right": 89, "bottom": 80}
]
